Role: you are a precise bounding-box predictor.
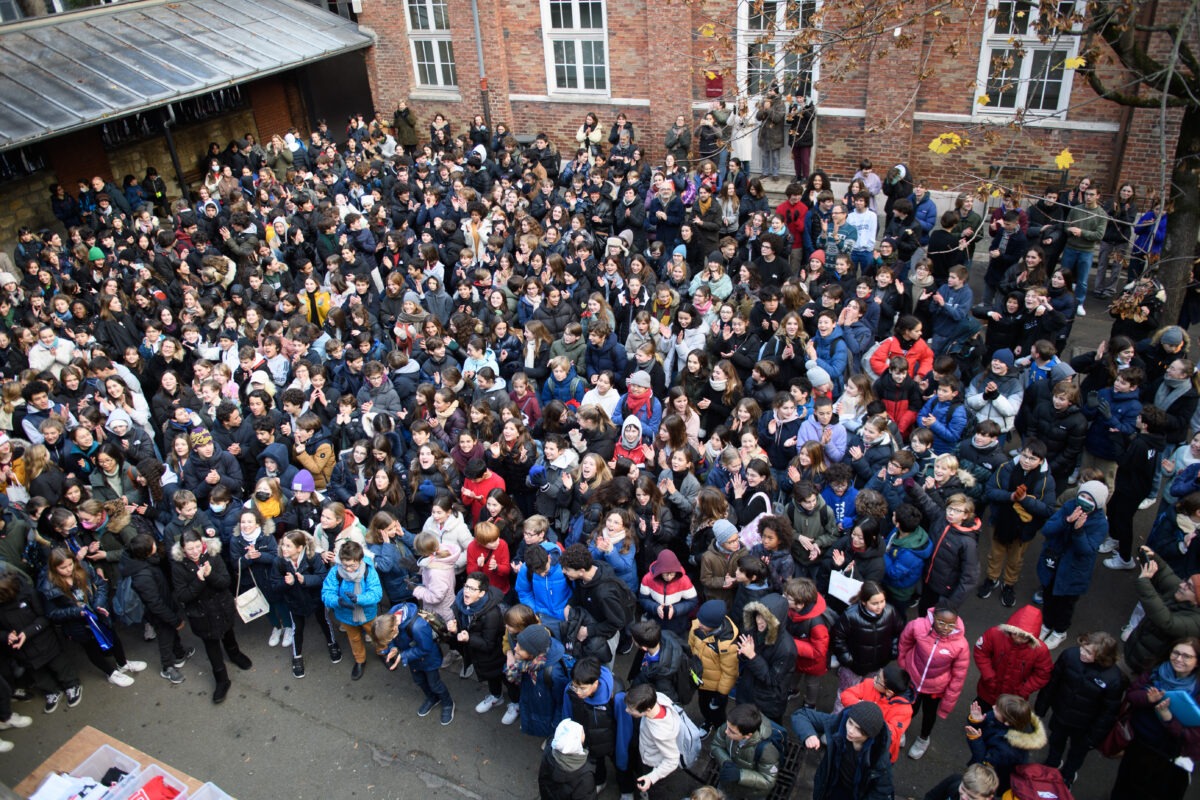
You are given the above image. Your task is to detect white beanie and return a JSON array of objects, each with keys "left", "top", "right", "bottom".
[{"left": 551, "top": 719, "right": 586, "bottom": 755}]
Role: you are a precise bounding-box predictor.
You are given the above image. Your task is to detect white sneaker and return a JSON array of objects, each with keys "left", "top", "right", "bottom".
[
  {"left": 475, "top": 694, "right": 504, "bottom": 714},
  {"left": 908, "top": 736, "right": 931, "bottom": 759},
  {"left": 1121, "top": 623, "right": 1134, "bottom": 641},
  {"left": 1076, "top": 304, "right": 1087, "bottom": 316},
  {"left": 1043, "top": 631, "right": 1068, "bottom": 650},
  {"left": 107, "top": 670, "right": 135, "bottom": 687},
  {"left": 1139, "top": 497, "right": 1157, "bottom": 510},
  {"left": 1039, "top": 625, "right": 1051, "bottom": 640},
  {"left": 120, "top": 660, "right": 147, "bottom": 674},
  {"left": 268, "top": 627, "right": 283, "bottom": 647},
  {"left": 1104, "top": 555, "right": 1137, "bottom": 571},
  {"left": 0, "top": 713, "right": 31, "bottom": 730},
  {"left": 0, "top": 739, "right": 11, "bottom": 753},
  {"left": 281, "top": 627, "right": 295, "bottom": 648},
  {"left": 1098, "top": 538, "right": 1119, "bottom": 554},
  {"left": 501, "top": 702, "right": 520, "bottom": 725}
]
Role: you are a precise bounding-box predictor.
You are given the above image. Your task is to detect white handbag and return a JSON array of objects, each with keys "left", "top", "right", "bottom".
[
  {"left": 828, "top": 565, "right": 864, "bottom": 605},
  {"left": 235, "top": 560, "right": 270, "bottom": 624}
]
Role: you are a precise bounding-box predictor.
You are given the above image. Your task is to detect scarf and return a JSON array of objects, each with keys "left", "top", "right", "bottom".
[
  {"left": 504, "top": 651, "right": 547, "bottom": 684},
  {"left": 241, "top": 526, "right": 262, "bottom": 545},
  {"left": 693, "top": 297, "right": 713, "bottom": 317},
  {"left": 337, "top": 562, "right": 368, "bottom": 624},
  {"left": 435, "top": 399, "right": 459, "bottom": 428},
  {"left": 257, "top": 495, "right": 282, "bottom": 519},
  {"left": 710, "top": 377, "right": 727, "bottom": 393},
  {"left": 1156, "top": 377, "right": 1191, "bottom": 413},
  {"left": 625, "top": 386, "right": 651, "bottom": 419},
  {"left": 698, "top": 196, "right": 712, "bottom": 216},
  {"left": 910, "top": 272, "right": 935, "bottom": 295},
  {"left": 1152, "top": 660, "right": 1199, "bottom": 693}
]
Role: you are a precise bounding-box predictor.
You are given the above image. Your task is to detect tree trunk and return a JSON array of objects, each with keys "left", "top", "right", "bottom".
[{"left": 1158, "top": 104, "right": 1200, "bottom": 328}]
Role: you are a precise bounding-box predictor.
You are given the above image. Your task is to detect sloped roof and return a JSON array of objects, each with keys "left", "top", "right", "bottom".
[{"left": 0, "top": 0, "right": 373, "bottom": 151}]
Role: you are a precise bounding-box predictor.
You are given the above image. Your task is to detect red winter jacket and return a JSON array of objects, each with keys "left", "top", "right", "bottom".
[
  {"left": 973, "top": 605, "right": 1053, "bottom": 706},
  {"left": 785, "top": 593, "right": 831, "bottom": 676},
  {"left": 869, "top": 335, "right": 935, "bottom": 380}
]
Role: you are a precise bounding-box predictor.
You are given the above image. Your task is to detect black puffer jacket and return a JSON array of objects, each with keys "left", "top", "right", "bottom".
[
  {"left": 907, "top": 483, "right": 981, "bottom": 610},
  {"left": 271, "top": 541, "right": 329, "bottom": 618},
  {"left": 627, "top": 628, "right": 687, "bottom": 702},
  {"left": 120, "top": 551, "right": 181, "bottom": 628},
  {"left": 831, "top": 601, "right": 906, "bottom": 676},
  {"left": 171, "top": 538, "right": 237, "bottom": 639},
  {"left": 1033, "top": 646, "right": 1124, "bottom": 740},
  {"left": 1030, "top": 400, "right": 1088, "bottom": 480},
  {"left": 452, "top": 585, "right": 506, "bottom": 679},
  {"left": 0, "top": 579, "right": 62, "bottom": 668}
]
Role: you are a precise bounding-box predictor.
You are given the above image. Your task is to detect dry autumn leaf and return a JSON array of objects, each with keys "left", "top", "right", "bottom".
[
  {"left": 698, "top": 23, "right": 716, "bottom": 37},
  {"left": 928, "top": 133, "right": 964, "bottom": 155},
  {"left": 977, "top": 94, "right": 991, "bottom": 106},
  {"left": 1064, "top": 55, "right": 1086, "bottom": 69},
  {"left": 1055, "top": 148, "right": 1075, "bottom": 169}
]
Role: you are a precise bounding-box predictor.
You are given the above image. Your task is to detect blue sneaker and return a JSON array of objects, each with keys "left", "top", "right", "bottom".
[
  {"left": 418, "top": 698, "right": 437, "bottom": 717},
  {"left": 440, "top": 701, "right": 455, "bottom": 726}
]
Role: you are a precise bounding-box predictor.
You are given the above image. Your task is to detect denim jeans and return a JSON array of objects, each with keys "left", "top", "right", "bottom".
[
  {"left": 1061, "top": 247, "right": 1094, "bottom": 301},
  {"left": 411, "top": 665, "right": 452, "bottom": 705},
  {"left": 761, "top": 148, "right": 780, "bottom": 177}
]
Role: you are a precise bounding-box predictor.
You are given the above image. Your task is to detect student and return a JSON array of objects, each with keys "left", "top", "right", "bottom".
[
  {"left": 560, "top": 543, "right": 635, "bottom": 665},
  {"left": 791, "top": 701, "right": 894, "bottom": 800},
  {"left": 735, "top": 593, "right": 796, "bottom": 724},
  {"left": 621, "top": 683, "right": 682, "bottom": 796},
  {"left": 898, "top": 606, "right": 970, "bottom": 760},
  {"left": 964, "top": 695, "right": 1047, "bottom": 794},
  {"left": 709, "top": 703, "right": 782, "bottom": 798},
  {"left": 971, "top": 606, "right": 1052, "bottom": 713},
  {"left": 507, "top": 623, "right": 572, "bottom": 740},
  {"left": 1104, "top": 405, "right": 1169, "bottom": 570},
  {"left": 979, "top": 440, "right": 1057, "bottom": 607},
  {"left": 273, "top": 530, "right": 338, "bottom": 677},
  {"left": 637, "top": 549, "right": 698, "bottom": 638},
  {"left": 411, "top": 531, "right": 459, "bottom": 626},
  {"left": 922, "top": 763, "right": 999, "bottom": 800},
  {"left": 291, "top": 411, "right": 336, "bottom": 489},
  {"left": 378, "top": 600, "right": 455, "bottom": 725},
  {"left": 515, "top": 535, "right": 571, "bottom": 622},
  {"left": 916, "top": 376, "right": 968, "bottom": 455},
  {"left": 562, "top": 657, "right": 621, "bottom": 793},
  {"left": 0, "top": 571, "right": 83, "bottom": 713},
  {"left": 120, "top": 533, "right": 195, "bottom": 685},
  {"left": 688, "top": 599, "right": 740, "bottom": 732},
  {"left": 448, "top": 572, "right": 506, "bottom": 709},
  {"left": 839, "top": 664, "right": 915, "bottom": 763},
  {"left": 700, "top": 520, "right": 747, "bottom": 609},
  {"left": 538, "top": 718, "right": 596, "bottom": 800},
  {"left": 881, "top": 503, "right": 931, "bottom": 609},
  {"left": 321, "top": 540, "right": 383, "bottom": 681}
]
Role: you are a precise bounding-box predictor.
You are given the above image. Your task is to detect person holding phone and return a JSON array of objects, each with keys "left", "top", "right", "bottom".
[{"left": 1035, "top": 481, "right": 1111, "bottom": 650}]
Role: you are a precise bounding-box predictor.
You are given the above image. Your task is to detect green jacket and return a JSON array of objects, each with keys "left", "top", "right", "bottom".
[
  {"left": 1065, "top": 204, "right": 1106, "bottom": 253},
  {"left": 1127, "top": 556, "right": 1200, "bottom": 674},
  {"left": 709, "top": 716, "right": 781, "bottom": 798}
]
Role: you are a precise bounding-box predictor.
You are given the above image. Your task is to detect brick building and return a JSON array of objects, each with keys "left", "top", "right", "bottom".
[{"left": 360, "top": 0, "right": 1182, "bottom": 197}]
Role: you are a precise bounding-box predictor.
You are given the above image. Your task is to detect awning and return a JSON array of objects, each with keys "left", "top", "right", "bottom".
[{"left": 0, "top": 0, "right": 375, "bottom": 151}]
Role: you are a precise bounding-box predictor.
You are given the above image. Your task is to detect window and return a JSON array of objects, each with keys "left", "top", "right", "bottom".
[
  {"left": 407, "top": 0, "right": 458, "bottom": 88},
  {"left": 978, "top": 0, "right": 1080, "bottom": 115},
  {"left": 541, "top": 0, "right": 609, "bottom": 93},
  {"left": 738, "top": 0, "right": 817, "bottom": 97}
]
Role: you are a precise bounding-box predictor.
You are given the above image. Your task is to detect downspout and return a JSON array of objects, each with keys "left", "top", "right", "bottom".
[
  {"left": 162, "top": 106, "right": 190, "bottom": 202},
  {"left": 469, "top": 0, "right": 493, "bottom": 133}
]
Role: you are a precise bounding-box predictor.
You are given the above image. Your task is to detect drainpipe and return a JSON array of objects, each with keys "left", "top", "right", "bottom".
[
  {"left": 469, "top": 0, "right": 493, "bottom": 133},
  {"left": 162, "top": 106, "right": 189, "bottom": 201}
]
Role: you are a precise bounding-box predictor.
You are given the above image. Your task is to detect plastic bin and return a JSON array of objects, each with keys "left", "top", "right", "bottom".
[
  {"left": 69, "top": 743, "right": 141, "bottom": 794},
  {"left": 109, "top": 763, "right": 189, "bottom": 800},
  {"left": 189, "top": 783, "right": 233, "bottom": 800}
]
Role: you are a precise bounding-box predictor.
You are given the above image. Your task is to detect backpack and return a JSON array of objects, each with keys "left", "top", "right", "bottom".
[
  {"left": 671, "top": 702, "right": 706, "bottom": 768},
  {"left": 1007, "top": 763, "right": 1075, "bottom": 800},
  {"left": 664, "top": 631, "right": 703, "bottom": 705},
  {"left": 417, "top": 609, "right": 450, "bottom": 642},
  {"left": 752, "top": 718, "right": 790, "bottom": 767},
  {"left": 113, "top": 576, "right": 144, "bottom": 626},
  {"left": 601, "top": 577, "right": 638, "bottom": 629}
]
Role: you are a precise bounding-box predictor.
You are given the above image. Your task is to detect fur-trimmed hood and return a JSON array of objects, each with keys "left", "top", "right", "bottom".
[
  {"left": 742, "top": 593, "right": 788, "bottom": 646},
  {"left": 170, "top": 536, "right": 223, "bottom": 561},
  {"left": 1004, "top": 714, "right": 1047, "bottom": 751},
  {"left": 998, "top": 605, "right": 1044, "bottom": 647}
]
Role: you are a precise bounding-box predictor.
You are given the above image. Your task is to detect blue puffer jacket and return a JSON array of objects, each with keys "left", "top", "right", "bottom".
[
  {"left": 883, "top": 526, "right": 932, "bottom": 592},
  {"left": 1083, "top": 387, "right": 1141, "bottom": 460},
  {"left": 916, "top": 398, "right": 968, "bottom": 454},
  {"left": 518, "top": 634, "right": 571, "bottom": 737},
  {"left": 911, "top": 192, "right": 938, "bottom": 245},
  {"left": 321, "top": 561, "right": 384, "bottom": 626},
  {"left": 382, "top": 602, "right": 442, "bottom": 671},
  {"left": 515, "top": 542, "right": 570, "bottom": 622},
  {"left": 809, "top": 327, "right": 849, "bottom": 394},
  {"left": 1036, "top": 499, "right": 1110, "bottom": 596},
  {"left": 589, "top": 538, "right": 638, "bottom": 592},
  {"left": 540, "top": 365, "right": 588, "bottom": 408}
]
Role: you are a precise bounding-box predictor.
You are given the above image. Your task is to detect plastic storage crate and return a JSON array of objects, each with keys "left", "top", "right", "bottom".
[
  {"left": 69, "top": 743, "right": 142, "bottom": 794},
  {"left": 109, "top": 763, "right": 189, "bottom": 800},
  {"left": 189, "top": 782, "right": 234, "bottom": 800}
]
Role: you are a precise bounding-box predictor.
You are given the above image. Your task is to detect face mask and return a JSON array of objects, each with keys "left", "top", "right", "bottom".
[
  {"left": 254, "top": 491, "right": 271, "bottom": 502},
  {"left": 210, "top": 504, "right": 226, "bottom": 515},
  {"left": 1077, "top": 495, "right": 1097, "bottom": 514}
]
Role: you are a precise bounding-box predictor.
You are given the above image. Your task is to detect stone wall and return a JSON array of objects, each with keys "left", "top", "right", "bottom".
[{"left": 0, "top": 170, "right": 63, "bottom": 263}]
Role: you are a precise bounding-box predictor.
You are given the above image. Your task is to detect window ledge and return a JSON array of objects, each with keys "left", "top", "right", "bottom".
[{"left": 407, "top": 88, "right": 463, "bottom": 102}]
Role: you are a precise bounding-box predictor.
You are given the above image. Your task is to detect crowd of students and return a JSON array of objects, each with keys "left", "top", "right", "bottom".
[{"left": 0, "top": 104, "right": 1198, "bottom": 800}]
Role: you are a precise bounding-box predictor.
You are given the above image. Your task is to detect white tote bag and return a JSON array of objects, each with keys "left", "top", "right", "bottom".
[
  {"left": 235, "top": 561, "right": 270, "bottom": 624},
  {"left": 828, "top": 565, "right": 864, "bottom": 605}
]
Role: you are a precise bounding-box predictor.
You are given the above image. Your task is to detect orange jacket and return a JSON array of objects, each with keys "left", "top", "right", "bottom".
[{"left": 840, "top": 677, "right": 915, "bottom": 762}]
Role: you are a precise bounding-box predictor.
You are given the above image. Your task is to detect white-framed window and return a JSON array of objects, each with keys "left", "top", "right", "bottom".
[
  {"left": 407, "top": 0, "right": 458, "bottom": 88},
  {"left": 540, "top": 0, "right": 609, "bottom": 94},
  {"left": 977, "top": 0, "right": 1081, "bottom": 115},
  {"left": 737, "top": 0, "right": 819, "bottom": 98}
]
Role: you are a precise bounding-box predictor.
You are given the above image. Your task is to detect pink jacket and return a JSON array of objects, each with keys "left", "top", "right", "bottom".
[
  {"left": 898, "top": 610, "right": 970, "bottom": 717},
  {"left": 413, "top": 542, "right": 461, "bottom": 624}
]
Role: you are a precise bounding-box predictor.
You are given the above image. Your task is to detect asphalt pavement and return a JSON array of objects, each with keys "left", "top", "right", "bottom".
[{"left": 0, "top": 279, "right": 1154, "bottom": 800}]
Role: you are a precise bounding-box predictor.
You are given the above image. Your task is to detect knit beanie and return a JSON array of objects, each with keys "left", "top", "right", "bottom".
[
  {"left": 516, "top": 624, "right": 552, "bottom": 657},
  {"left": 846, "top": 701, "right": 885, "bottom": 738},
  {"left": 697, "top": 599, "right": 727, "bottom": 629}
]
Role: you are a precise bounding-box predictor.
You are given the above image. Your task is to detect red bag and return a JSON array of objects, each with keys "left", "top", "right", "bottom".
[
  {"left": 1006, "top": 763, "right": 1074, "bottom": 800},
  {"left": 128, "top": 775, "right": 182, "bottom": 800},
  {"left": 1096, "top": 699, "right": 1134, "bottom": 759}
]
